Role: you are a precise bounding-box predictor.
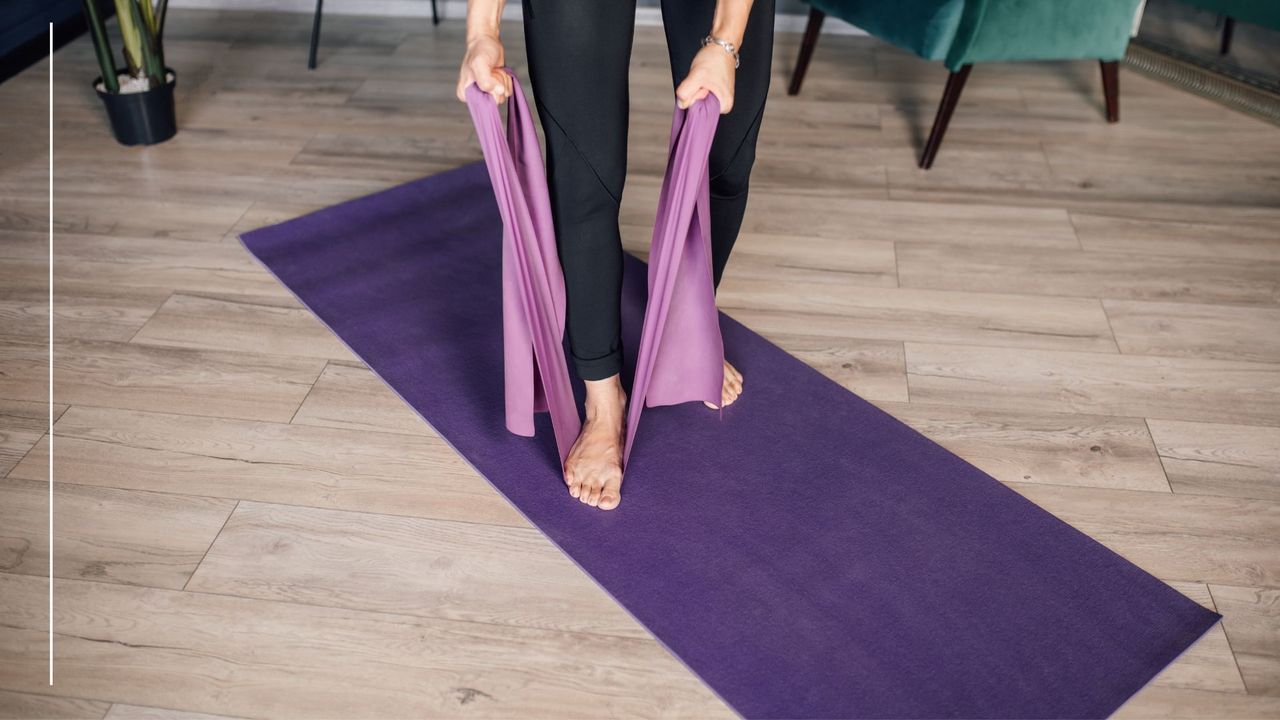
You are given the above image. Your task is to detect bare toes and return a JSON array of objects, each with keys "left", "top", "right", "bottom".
[{"left": 599, "top": 475, "right": 622, "bottom": 510}]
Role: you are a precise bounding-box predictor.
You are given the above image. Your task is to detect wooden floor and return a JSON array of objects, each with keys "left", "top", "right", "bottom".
[{"left": 2, "top": 9, "right": 1280, "bottom": 719}]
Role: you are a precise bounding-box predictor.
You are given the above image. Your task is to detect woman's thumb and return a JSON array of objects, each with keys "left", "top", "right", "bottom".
[{"left": 675, "top": 78, "right": 698, "bottom": 109}]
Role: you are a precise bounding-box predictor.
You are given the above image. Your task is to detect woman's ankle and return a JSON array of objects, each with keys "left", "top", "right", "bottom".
[{"left": 583, "top": 374, "right": 626, "bottom": 420}]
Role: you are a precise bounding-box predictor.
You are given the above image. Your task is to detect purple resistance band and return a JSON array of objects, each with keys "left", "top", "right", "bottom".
[
  {"left": 624, "top": 93, "right": 727, "bottom": 467},
  {"left": 466, "top": 70, "right": 727, "bottom": 470},
  {"left": 464, "top": 71, "right": 580, "bottom": 464}
]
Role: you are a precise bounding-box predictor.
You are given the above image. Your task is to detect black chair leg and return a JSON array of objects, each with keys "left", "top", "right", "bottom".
[
  {"left": 919, "top": 64, "right": 971, "bottom": 169},
  {"left": 1100, "top": 60, "right": 1119, "bottom": 123},
  {"left": 431, "top": 0, "right": 439, "bottom": 26},
  {"left": 1220, "top": 16, "right": 1235, "bottom": 54},
  {"left": 308, "top": 0, "right": 323, "bottom": 69},
  {"left": 788, "top": 7, "right": 825, "bottom": 96}
]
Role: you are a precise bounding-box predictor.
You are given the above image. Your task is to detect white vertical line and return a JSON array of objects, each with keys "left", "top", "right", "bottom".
[{"left": 48, "top": 21, "right": 55, "bottom": 688}]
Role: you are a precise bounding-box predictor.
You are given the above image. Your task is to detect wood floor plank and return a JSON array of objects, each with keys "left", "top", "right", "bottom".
[
  {"left": 53, "top": 125, "right": 312, "bottom": 179},
  {"left": 104, "top": 705, "right": 244, "bottom": 720},
  {"left": 1148, "top": 420, "right": 1280, "bottom": 502},
  {"left": 717, "top": 280, "right": 1118, "bottom": 352},
  {"left": 223, "top": 201, "right": 329, "bottom": 242},
  {"left": 187, "top": 502, "right": 645, "bottom": 639},
  {"left": 1008, "top": 483, "right": 1280, "bottom": 588},
  {"left": 726, "top": 144, "right": 891, "bottom": 195},
  {"left": 1041, "top": 143, "right": 1280, "bottom": 210},
  {"left": 0, "top": 575, "right": 729, "bottom": 719},
  {"left": 10, "top": 406, "right": 524, "bottom": 528},
  {"left": 1, "top": 399, "right": 63, "bottom": 477},
  {"left": 0, "top": 202, "right": 48, "bottom": 239},
  {"left": 0, "top": 335, "right": 46, "bottom": 405},
  {"left": 620, "top": 176, "right": 893, "bottom": 242},
  {"left": 289, "top": 361, "right": 436, "bottom": 435},
  {"left": 887, "top": 145, "right": 1280, "bottom": 212},
  {"left": 289, "top": 132, "right": 483, "bottom": 175},
  {"left": 47, "top": 198, "right": 254, "bottom": 244},
  {"left": 48, "top": 161, "right": 399, "bottom": 214},
  {"left": 897, "top": 243, "right": 1280, "bottom": 307},
  {"left": 1104, "top": 300, "right": 1280, "bottom": 363},
  {"left": 875, "top": 402, "right": 1169, "bottom": 492},
  {"left": 0, "top": 690, "right": 109, "bottom": 720},
  {"left": 1115, "top": 686, "right": 1280, "bottom": 718},
  {"left": 0, "top": 261, "right": 173, "bottom": 343},
  {"left": 1071, "top": 211, "right": 1280, "bottom": 263},
  {"left": 0, "top": 478, "right": 236, "bottom": 590},
  {"left": 673, "top": 230, "right": 900, "bottom": 288},
  {"left": 758, "top": 334, "right": 908, "bottom": 403},
  {"left": 36, "top": 338, "right": 324, "bottom": 423},
  {"left": 1211, "top": 585, "right": 1280, "bottom": 697},
  {"left": 1150, "top": 582, "right": 1246, "bottom": 694},
  {"left": 905, "top": 343, "right": 1280, "bottom": 427},
  {"left": 626, "top": 180, "right": 1082, "bottom": 252},
  {"left": 183, "top": 95, "right": 479, "bottom": 143},
  {"left": 130, "top": 293, "right": 357, "bottom": 362},
  {"left": 44, "top": 234, "right": 290, "bottom": 298}
]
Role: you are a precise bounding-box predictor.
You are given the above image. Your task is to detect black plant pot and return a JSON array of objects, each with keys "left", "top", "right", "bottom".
[{"left": 93, "top": 68, "right": 178, "bottom": 146}]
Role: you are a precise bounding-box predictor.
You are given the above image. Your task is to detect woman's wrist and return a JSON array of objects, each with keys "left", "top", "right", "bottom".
[
  {"left": 466, "top": 25, "right": 500, "bottom": 44},
  {"left": 708, "top": 27, "right": 745, "bottom": 49},
  {"left": 709, "top": 0, "right": 750, "bottom": 46},
  {"left": 465, "top": 1, "right": 503, "bottom": 44},
  {"left": 701, "top": 36, "right": 740, "bottom": 69}
]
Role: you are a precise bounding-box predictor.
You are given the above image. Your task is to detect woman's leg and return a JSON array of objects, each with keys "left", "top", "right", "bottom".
[
  {"left": 663, "top": 0, "right": 773, "bottom": 409},
  {"left": 523, "top": 0, "right": 636, "bottom": 509},
  {"left": 522, "top": 0, "right": 636, "bottom": 382},
  {"left": 661, "top": 0, "right": 775, "bottom": 290}
]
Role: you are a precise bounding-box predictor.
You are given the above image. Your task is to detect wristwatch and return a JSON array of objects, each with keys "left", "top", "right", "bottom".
[{"left": 701, "top": 35, "right": 740, "bottom": 69}]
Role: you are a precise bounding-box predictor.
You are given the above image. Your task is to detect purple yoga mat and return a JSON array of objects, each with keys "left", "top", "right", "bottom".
[{"left": 241, "top": 162, "right": 1219, "bottom": 719}]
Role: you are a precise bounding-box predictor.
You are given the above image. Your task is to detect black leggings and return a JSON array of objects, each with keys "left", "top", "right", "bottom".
[{"left": 522, "top": 0, "right": 774, "bottom": 381}]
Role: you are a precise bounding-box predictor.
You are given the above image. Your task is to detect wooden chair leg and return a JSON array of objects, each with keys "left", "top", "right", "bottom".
[
  {"left": 788, "top": 7, "right": 825, "bottom": 96},
  {"left": 431, "top": 0, "right": 440, "bottom": 26},
  {"left": 308, "top": 0, "right": 323, "bottom": 69},
  {"left": 919, "top": 64, "right": 971, "bottom": 170},
  {"left": 1220, "top": 16, "right": 1235, "bottom": 54},
  {"left": 1100, "top": 60, "right": 1119, "bottom": 123}
]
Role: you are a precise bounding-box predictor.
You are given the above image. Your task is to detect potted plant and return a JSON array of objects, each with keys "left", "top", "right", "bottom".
[{"left": 82, "top": 0, "right": 177, "bottom": 146}]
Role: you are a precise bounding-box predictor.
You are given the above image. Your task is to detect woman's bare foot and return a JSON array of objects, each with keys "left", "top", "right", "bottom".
[
  {"left": 704, "top": 359, "right": 743, "bottom": 410},
  {"left": 564, "top": 375, "right": 627, "bottom": 510}
]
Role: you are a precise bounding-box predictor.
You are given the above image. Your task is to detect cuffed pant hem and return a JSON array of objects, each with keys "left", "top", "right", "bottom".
[{"left": 573, "top": 349, "right": 623, "bottom": 381}]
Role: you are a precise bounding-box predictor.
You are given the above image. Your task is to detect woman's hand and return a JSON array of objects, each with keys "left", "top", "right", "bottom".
[
  {"left": 676, "top": 43, "right": 737, "bottom": 114},
  {"left": 456, "top": 33, "right": 513, "bottom": 103}
]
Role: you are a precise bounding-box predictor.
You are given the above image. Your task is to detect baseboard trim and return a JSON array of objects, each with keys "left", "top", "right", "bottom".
[{"left": 1125, "top": 39, "right": 1280, "bottom": 126}]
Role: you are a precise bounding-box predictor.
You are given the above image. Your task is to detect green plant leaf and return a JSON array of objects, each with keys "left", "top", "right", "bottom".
[
  {"left": 81, "top": 0, "right": 119, "bottom": 93},
  {"left": 123, "top": 0, "right": 164, "bottom": 87},
  {"left": 156, "top": 0, "right": 169, "bottom": 57},
  {"left": 138, "top": 0, "right": 158, "bottom": 36},
  {"left": 113, "top": 0, "right": 143, "bottom": 76}
]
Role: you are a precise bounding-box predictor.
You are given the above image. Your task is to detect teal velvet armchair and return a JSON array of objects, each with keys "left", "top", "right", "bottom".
[{"left": 788, "top": 0, "right": 1144, "bottom": 168}]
